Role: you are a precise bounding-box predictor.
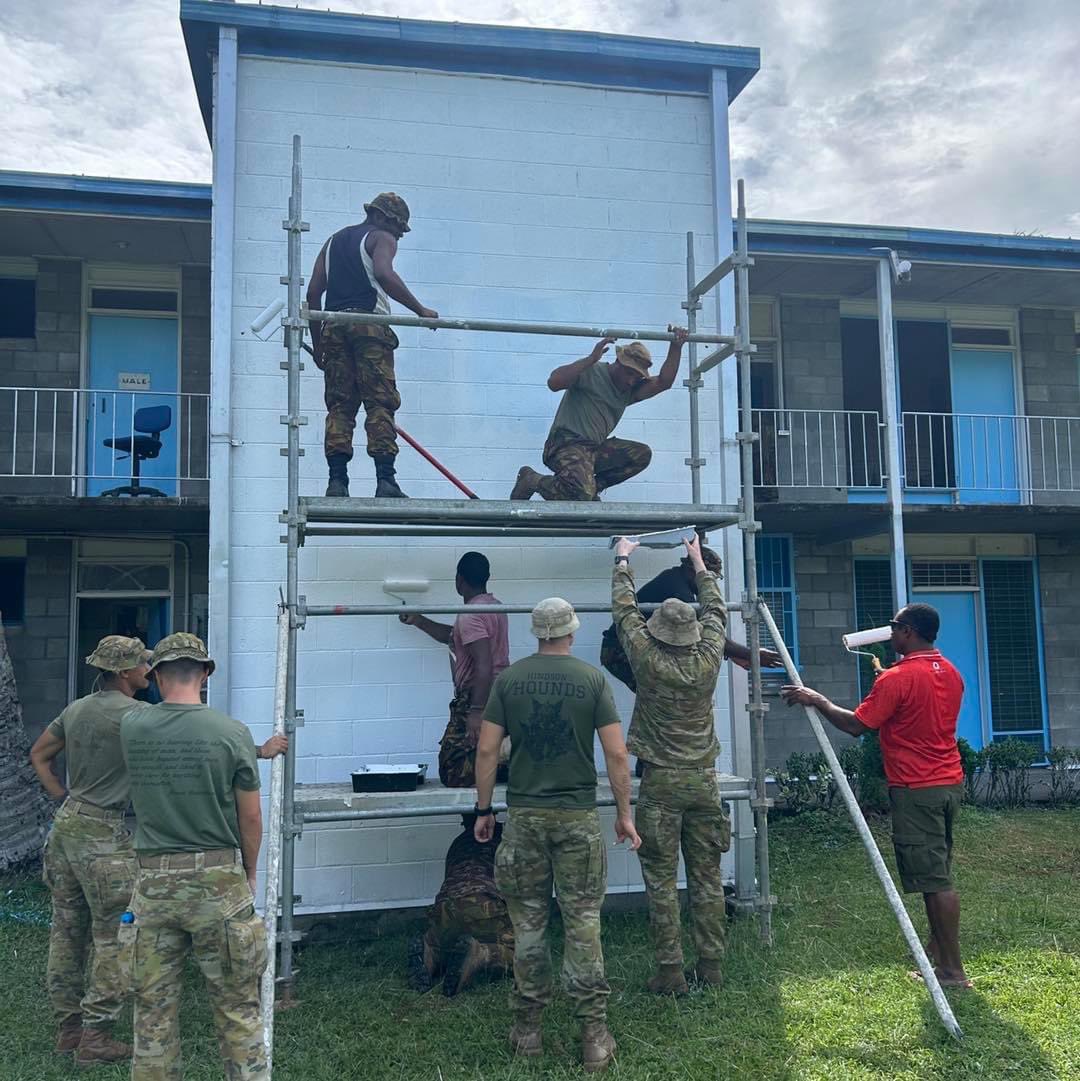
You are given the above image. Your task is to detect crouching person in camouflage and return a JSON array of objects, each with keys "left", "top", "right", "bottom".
[
  {"left": 408, "top": 813, "right": 514, "bottom": 996},
  {"left": 29, "top": 636, "right": 150, "bottom": 1065},
  {"left": 120, "top": 634, "right": 268, "bottom": 1081},
  {"left": 612, "top": 535, "right": 730, "bottom": 994},
  {"left": 473, "top": 598, "right": 640, "bottom": 1074}
]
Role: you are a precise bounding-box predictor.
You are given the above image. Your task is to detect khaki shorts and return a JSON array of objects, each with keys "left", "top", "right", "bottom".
[{"left": 888, "top": 783, "right": 963, "bottom": 894}]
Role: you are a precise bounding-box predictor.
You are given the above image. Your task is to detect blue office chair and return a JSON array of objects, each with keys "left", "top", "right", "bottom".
[{"left": 101, "top": 404, "right": 172, "bottom": 497}]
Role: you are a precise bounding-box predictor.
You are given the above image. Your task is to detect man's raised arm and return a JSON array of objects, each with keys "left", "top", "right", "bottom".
[{"left": 547, "top": 337, "right": 614, "bottom": 392}]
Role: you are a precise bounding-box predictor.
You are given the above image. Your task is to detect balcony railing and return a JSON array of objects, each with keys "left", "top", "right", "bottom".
[
  {"left": 902, "top": 412, "right": 1080, "bottom": 494},
  {"left": 752, "top": 409, "right": 884, "bottom": 489},
  {"left": 1, "top": 386, "right": 210, "bottom": 496}
]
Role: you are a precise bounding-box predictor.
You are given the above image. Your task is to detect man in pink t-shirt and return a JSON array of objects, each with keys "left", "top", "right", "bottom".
[{"left": 401, "top": 552, "right": 510, "bottom": 786}]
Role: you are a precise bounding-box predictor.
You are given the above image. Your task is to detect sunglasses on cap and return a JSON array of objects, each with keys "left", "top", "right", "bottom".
[{"left": 889, "top": 620, "right": 915, "bottom": 632}]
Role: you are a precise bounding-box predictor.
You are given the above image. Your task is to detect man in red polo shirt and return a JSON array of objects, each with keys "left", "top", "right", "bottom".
[{"left": 780, "top": 603, "right": 970, "bottom": 988}]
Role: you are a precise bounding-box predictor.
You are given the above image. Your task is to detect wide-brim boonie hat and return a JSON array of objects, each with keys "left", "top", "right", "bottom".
[
  {"left": 85, "top": 635, "right": 150, "bottom": 673},
  {"left": 646, "top": 598, "right": 701, "bottom": 646},
  {"left": 148, "top": 632, "right": 216, "bottom": 675},
  {"left": 531, "top": 597, "right": 580, "bottom": 640},
  {"left": 615, "top": 341, "right": 652, "bottom": 377},
  {"left": 364, "top": 191, "right": 411, "bottom": 232}
]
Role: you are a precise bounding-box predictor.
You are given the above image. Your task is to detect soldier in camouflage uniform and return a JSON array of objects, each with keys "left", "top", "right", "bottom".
[
  {"left": 510, "top": 329, "right": 689, "bottom": 502},
  {"left": 29, "top": 635, "right": 150, "bottom": 1065},
  {"left": 612, "top": 535, "right": 730, "bottom": 994},
  {"left": 408, "top": 814, "right": 514, "bottom": 996},
  {"left": 472, "top": 598, "right": 640, "bottom": 1074},
  {"left": 307, "top": 191, "right": 439, "bottom": 499},
  {"left": 120, "top": 634, "right": 269, "bottom": 1081}
]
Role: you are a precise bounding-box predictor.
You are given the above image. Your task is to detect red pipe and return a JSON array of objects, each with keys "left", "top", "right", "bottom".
[{"left": 395, "top": 425, "right": 479, "bottom": 500}]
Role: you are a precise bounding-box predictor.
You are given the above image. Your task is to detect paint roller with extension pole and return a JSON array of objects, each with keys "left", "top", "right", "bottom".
[
  {"left": 384, "top": 578, "right": 430, "bottom": 606},
  {"left": 842, "top": 625, "right": 892, "bottom": 674}
]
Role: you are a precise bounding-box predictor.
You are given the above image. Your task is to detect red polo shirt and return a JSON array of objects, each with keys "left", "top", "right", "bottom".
[{"left": 853, "top": 650, "right": 964, "bottom": 788}]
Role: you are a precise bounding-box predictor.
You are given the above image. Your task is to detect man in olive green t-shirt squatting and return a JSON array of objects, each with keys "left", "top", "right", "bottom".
[
  {"left": 120, "top": 633, "right": 269, "bottom": 1081},
  {"left": 29, "top": 635, "right": 150, "bottom": 1066},
  {"left": 510, "top": 327, "right": 689, "bottom": 502},
  {"left": 473, "top": 598, "right": 640, "bottom": 1075}
]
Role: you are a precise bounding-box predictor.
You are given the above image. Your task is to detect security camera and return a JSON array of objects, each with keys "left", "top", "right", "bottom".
[{"left": 871, "top": 247, "right": 912, "bottom": 285}]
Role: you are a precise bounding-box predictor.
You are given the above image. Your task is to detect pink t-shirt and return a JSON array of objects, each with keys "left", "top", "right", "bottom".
[{"left": 450, "top": 593, "right": 510, "bottom": 695}]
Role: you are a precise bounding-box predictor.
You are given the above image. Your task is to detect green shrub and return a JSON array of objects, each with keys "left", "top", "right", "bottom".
[
  {"left": 857, "top": 731, "right": 889, "bottom": 811},
  {"left": 773, "top": 751, "right": 833, "bottom": 814},
  {"left": 956, "top": 737, "right": 984, "bottom": 804},
  {"left": 983, "top": 738, "right": 1040, "bottom": 808},
  {"left": 1045, "top": 746, "right": 1080, "bottom": 806}
]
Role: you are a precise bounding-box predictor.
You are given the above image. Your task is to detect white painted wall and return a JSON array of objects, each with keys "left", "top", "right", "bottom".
[{"left": 223, "top": 54, "right": 742, "bottom": 912}]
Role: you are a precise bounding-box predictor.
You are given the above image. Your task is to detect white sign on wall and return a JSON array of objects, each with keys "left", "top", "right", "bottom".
[{"left": 118, "top": 372, "right": 151, "bottom": 391}]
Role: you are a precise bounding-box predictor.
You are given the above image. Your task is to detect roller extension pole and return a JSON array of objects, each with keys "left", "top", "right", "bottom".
[
  {"left": 260, "top": 606, "right": 289, "bottom": 1063},
  {"left": 685, "top": 232, "right": 704, "bottom": 502},
  {"left": 756, "top": 598, "right": 963, "bottom": 1041},
  {"left": 395, "top": 425, "right": 479, "bottom": 499}
]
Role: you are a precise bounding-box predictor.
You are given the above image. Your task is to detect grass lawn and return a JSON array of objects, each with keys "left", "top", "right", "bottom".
[{"left": 2, "top": 806, "right": 1078, "bottom": 1080}]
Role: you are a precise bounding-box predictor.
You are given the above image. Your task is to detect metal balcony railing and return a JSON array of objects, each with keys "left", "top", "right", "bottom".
[
  {"left": 0, "top": 386, "right": 210, "bottom": 495},
  {"left": 902, "top": 412, "right": 1080, "bottom": 494},
  {"left": 752, "top": 409, "right": 884, "bottom": 489}
]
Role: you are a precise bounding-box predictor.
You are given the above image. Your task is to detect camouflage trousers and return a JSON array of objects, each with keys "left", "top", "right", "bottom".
[
  {"left": 636, "top": 765, "right": 731, "bottom": 968},
  {"left": 535, "top": 432, "right": 652, "bottom": 501},
  {"left": 495, "top": 807, "right": 609, "bottom": 1024},
  {"left": 600, "top": 627, "right": 637, "bottom": 692},
  {"left": 439, "top": 691, "right": 509, "bottom": 788},
  {"left": 123, "top": 856, "right": 268, "bottom": 1081},
  {"left": 321, "top": 319, "right": 401, "bottom": 460},
  {"left": 42, "top": 799, "right": 136, "bottom": 1027}
]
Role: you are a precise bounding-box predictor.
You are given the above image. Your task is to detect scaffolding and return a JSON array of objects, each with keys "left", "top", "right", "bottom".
[{"left": 260, "top": 135, "right": 961, "bottom": 1060}]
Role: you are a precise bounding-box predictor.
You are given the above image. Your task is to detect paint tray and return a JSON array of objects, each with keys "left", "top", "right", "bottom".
[
  {"left": 608, "top": 525, "right": 698, "bottom": 550},
  {"left": 351, "top": 764, "right": 428, "bottom": 793}
]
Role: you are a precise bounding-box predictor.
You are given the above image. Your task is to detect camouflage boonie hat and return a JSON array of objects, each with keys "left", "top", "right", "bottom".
[
  {"left": 148, "top": 632, "right": 216, "bottom": 675},
  {"left": 647, "top": 598, "right": 701, "bottom": 647},
  {"left": 615, "top": 341, "right": 652, "bottom": 377},
  {"left": 85, "top": 635, "right": 150, "bottom": 673},
  {"left": 531, "top": 597, "right": 580, "bottom": 640},
  {"left": 364, "top": 191, "right": 411, "bottom": 232}
]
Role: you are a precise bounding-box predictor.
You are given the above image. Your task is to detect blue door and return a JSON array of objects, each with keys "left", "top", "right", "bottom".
[
  {"left": 916, "top": 590, "right": 985, "bottom": 749},
  {"left": 86, "top": 315, "right": 178, "bottom": 496},
  {"left": 949, "top": 348, "right": 1020, "bottom": 504}
]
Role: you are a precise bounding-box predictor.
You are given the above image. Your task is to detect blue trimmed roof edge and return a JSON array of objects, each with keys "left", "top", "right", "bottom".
[
  {"left": 180, "top": 0, "right": 761, "bottom": 135},
  {"left": 0, "top": 171, "right": 212, "bottom": 221}
]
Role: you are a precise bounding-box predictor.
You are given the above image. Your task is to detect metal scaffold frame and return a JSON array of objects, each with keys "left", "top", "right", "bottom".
[{"left": 260, "top": 136, "right": 961, "bottom": 1056}]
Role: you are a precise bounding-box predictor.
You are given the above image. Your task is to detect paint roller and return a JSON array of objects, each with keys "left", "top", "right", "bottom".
[
  {"left": 383, "top": 577, "right": 430, "bottom": 605},
  {"left": 248, "top": 298, "right": 285, "bottom": 339},
  {"left": 842, "top": 625, "right": 892, "bottom": 673}
]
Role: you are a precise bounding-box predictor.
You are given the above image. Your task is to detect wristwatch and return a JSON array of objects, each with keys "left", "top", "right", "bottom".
[
  {"left": 474, "top": 803, "right": 494, "bottom": 816},
  {"left": 614, "top": 555, "right": 630, "bottom": 565}
]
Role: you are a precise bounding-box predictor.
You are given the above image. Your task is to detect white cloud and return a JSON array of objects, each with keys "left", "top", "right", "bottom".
[{"left": 1, "top": 0, "right": 1077, "bottom": 236}]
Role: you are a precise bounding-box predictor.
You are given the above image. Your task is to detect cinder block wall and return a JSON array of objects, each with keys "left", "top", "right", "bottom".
[
  {"left": 1020, "top": 307, "right": 1080, "bottom": 504},
  {"left": 227, "top": 58, "right": 737, "bottom": 911},
  {"left": 1036, "top": 537, "right": 1080, "bottom": 747},
  {"left": 0, "top": 260, "right": 82, "bottom": 495}
]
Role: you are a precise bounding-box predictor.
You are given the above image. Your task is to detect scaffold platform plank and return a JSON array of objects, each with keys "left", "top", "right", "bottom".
[{"left": 295, "top": 496, "right": 742, "bottom": 538}]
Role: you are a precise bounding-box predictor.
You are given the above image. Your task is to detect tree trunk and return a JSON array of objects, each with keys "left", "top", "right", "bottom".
[{"left": 0, "top": 619, "right": 52, "bottom": 871}]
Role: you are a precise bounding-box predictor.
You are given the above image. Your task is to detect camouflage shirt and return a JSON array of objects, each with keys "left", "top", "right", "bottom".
[{"left": 612, "top": 565, "right": 727, "bottom": 768}]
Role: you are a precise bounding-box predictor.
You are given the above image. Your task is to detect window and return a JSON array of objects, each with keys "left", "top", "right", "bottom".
[
  {"left": 951, "top": 326, "right": 1012, "bottom": 347},
  {"left": 982, "top": 561, "right": 1045, "bottom": 748},
  {"left": 0, "top": 277, "right": 36, "bottom": 338},
  {"left": 756, "top": 535, "right": 797, "bottom": 679},
  {"left": 853, "top": 559, "right": 895, "bottom": 697},
  {"left": 90, "top": 288, "right": 177, "bottom": 312},
  {"left": 0, "top": 558, "right": 27, "bottom": 624},
  {"left": 910, "top": 561, "right": 978, "bottom": 589}
]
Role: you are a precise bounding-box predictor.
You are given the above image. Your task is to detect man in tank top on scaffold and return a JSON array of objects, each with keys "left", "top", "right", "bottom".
[
  {"left": 307, "top": 192, "right": 439, "bottom": 499},
  {"left": 509, "top": 326, "right": 688, "bottom": 501}
]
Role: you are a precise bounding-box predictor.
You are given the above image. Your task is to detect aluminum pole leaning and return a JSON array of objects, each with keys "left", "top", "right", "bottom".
[
  {"left": 756, "top": 598, "right": 964, "bottom": 1041},
  {"left": 260, "top": 606, "right": 289, "bottom": 1065}
]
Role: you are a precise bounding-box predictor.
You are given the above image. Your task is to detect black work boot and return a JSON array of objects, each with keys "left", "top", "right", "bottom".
[
  {"left": 325, "top": 453, "right": 350, "bottom": 498},
  {"left": 374, "top": 456, "right": 407, "bottom": 498}
]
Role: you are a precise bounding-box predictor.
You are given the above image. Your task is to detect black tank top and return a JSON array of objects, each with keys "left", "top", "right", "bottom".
[{"left": 324, "top": 224, "right": 378, "bottom": 312}]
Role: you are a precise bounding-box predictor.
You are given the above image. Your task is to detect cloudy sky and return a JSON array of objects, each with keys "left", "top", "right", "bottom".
[{"left": 1, "top": 0, "right": 1077, "bottom": 236}]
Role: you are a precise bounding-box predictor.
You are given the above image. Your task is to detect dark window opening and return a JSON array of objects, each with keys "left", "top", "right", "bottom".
[
  {"left": 90, "top": 288, "right": 177, "bottom": 312},
  {"left": 951, "top": 326, "right": 1011, "bottom": 347},
  {"left": 853, "top": 559, "right": 895, "bottom": 698},
  {"left": 0, "top": 558, "right": 27, "bottom": 624},
  {"left": 0, "top": 277, "right": 36, "bottom": 338},
  {"left": 841, "top": 318, "right": 884, "bottom": 485}
]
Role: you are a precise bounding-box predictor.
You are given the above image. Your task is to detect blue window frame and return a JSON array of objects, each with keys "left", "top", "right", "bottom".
[{"left": 756, "top": 535, "right": 797, "bottom": 676}]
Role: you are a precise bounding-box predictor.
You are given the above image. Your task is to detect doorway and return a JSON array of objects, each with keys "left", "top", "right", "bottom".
[{"left": 75, "top": 596, "right": 170, "bottom": 700}]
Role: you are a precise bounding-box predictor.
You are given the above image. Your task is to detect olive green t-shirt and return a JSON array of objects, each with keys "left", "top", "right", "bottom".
[
  {"left": 121, "top": 702, "right": 260, "bottom": 854},
  {"left": 46, "top": 690, "right": 134, "bottom": 810},
  {"left": 484, "top": 654, "right": 620, "bottom": 809},
  {"left": 548, "top": 362, "right": 635, "bottom": 446}
]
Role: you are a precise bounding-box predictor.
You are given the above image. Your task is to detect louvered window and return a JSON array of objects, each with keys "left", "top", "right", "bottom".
[
  {"left": 911, "top": 561, "right": 978, "bottom": 589},
  {"left": 853, "top": 559, "right": 895, "bottom": 697},
  {"left": 756, "top": 536, "right": 796, "bottom": 680}
]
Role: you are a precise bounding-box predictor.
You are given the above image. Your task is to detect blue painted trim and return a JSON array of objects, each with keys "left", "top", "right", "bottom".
[
  {"left": 745, "top": 219, "right": 1080, "bottom": 272},
  {"left": 0, "top": 171, "right": 211, "bottom": 221},
  {"left": 181, "top": 0, "right": 760, "bottom": 133},
  {"left": 758, "top": 533, "right": 799, "bottom": 668}
]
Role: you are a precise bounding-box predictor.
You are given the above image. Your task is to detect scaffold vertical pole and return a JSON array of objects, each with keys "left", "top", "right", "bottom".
[
  {"left": 734, "top": 179, "right": 773, "bottom": 944},
  {"left": 684, "top": 231, "right": 704, "bottom": 503},
  {"left": 278, "top": 133, "right": 306, "bottom": 992}
]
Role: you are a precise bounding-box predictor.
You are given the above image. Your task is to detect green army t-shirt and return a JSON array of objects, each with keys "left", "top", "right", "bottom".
[
  {"left": 484, "top": 653, "right": 620, "bottom": 809},
  {"left": 548, "top": 362, "right": 635, "bottom": 446},
  {"left": 121, "top": 702, "right": 260, "bottom": 854},
  {"left": 47, "top": 690, "right": 135, "bottom": 810}
]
